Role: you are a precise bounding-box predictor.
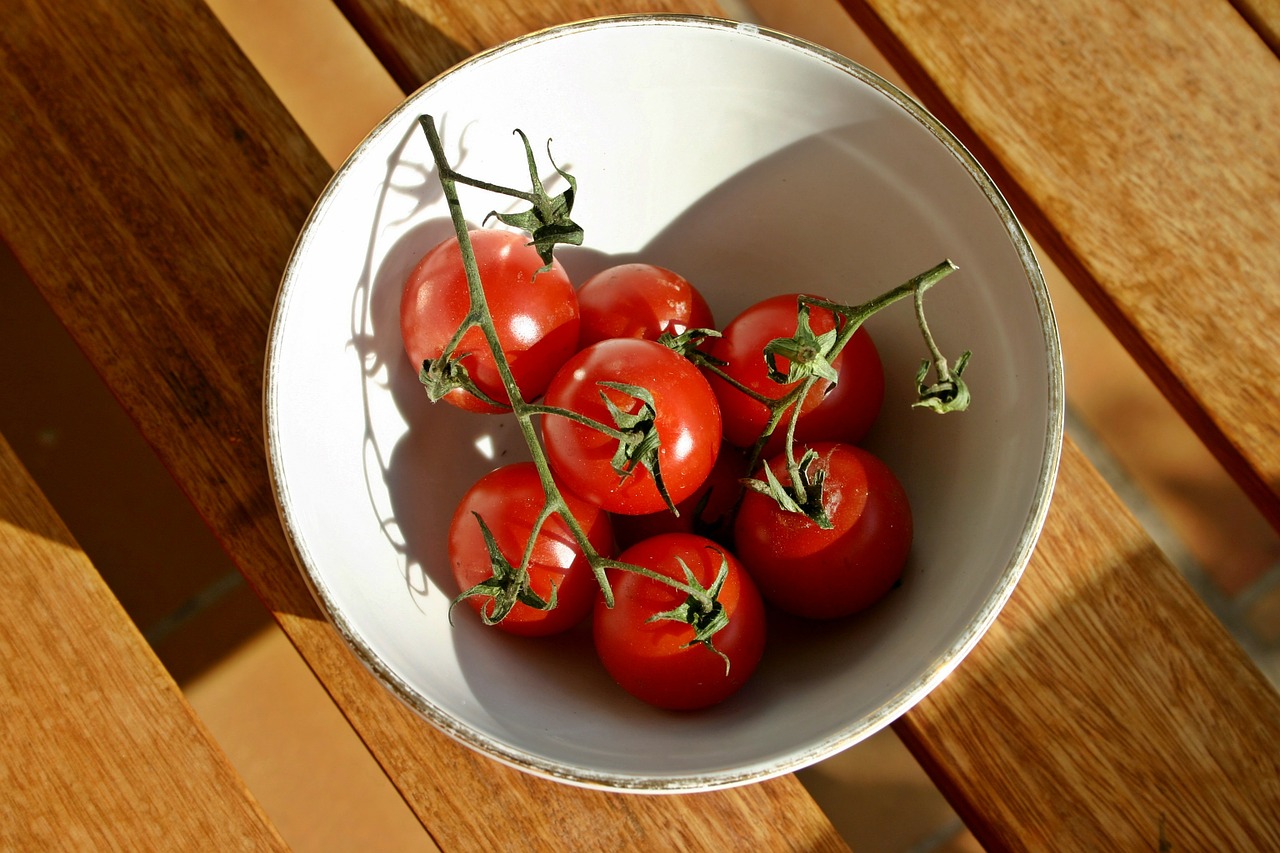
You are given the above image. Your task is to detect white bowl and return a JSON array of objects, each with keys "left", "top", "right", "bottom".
[{"left": 265, "top": 14, "right": 1063, "bottom": 792}]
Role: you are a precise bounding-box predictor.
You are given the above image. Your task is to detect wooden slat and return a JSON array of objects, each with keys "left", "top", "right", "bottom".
[
  {"left": 894, "top": 440, "right": 1280, "bottom": 849},
  {"left": 816, "top": 0, "right": 1280, "bottom": 841},
  {"left": 4, "top": 0, "right": 1278, "bottom": 849},
  {"left": 839, "top": 0, "right": 1280, "bottom": 533},
  {"left": 0, "top": 434, "right": 287, "bottom": 850},
  {"left": 1234, "top": 0, "right": 1280, "bottom": 54},
  {"left": 0, "top": 1, "right": 847, "bottom": 849},
  {"left": 332, "top": 0, "right": 724, "bottom": 93},
  {"left": 336, "top": 0, "right": 1280, "bottom": 845}
]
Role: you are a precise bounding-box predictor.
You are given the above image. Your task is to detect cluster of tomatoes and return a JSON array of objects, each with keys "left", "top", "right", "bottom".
[{"left": 401, "top": 228, "right": 913, "bottom": 711}]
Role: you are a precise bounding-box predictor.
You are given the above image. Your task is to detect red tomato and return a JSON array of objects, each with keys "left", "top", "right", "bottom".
[
  {"left": 611, "top": 442, "right": 746, "bottom": 550},
  {"left": 576, "top": 263, "right": 715, "bottom": 347},
  {"left": 541, "top": 338, "right": 722, "bottom": 515},
  {"left": 400, "top": 228, "right": 580, "bottom": 413},
  {"left": 594, "top": 533, "right": 766, "bottom": 710},
  {"left": 733, "top": 442, "right": 911, "bottom": 620},
  {"left": 448, "top": 462, "right": 613, "bottom": 636},
  {"left": 701, "top": 293, "right": 884, "bottom": 454}
]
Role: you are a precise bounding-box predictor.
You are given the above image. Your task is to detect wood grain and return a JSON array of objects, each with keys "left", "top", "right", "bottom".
[
  {"left": 1233, "top": 0, "right": 1280, "bottom": 54},
  {"left": 0, "top": 1, "right": 847, "bottom": 849},
  {"left": 350, "top": 2, "right": 1280, "bottom": 843},
  {"left": 333, "top": 0, "right": 724, "bottom": 93},
  {"left": 3, "top": 0, "right": 1278, "bottom": 849},
  {"left": 894, "top": 440, "right": 1280, "bottom": 850},
  {"left": 0, "top": 435, "right": 287, "bottom": 850},
  {"left": 840, "top": 0, "right": 1280, "bottom": 533}
]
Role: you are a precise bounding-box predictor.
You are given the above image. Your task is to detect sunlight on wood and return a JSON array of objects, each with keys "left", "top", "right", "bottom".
[{"left": 204, "top": 0, "right": 404, "bottom": 168}]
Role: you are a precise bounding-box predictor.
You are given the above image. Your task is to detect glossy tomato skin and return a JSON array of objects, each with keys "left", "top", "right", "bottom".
[
  {"left": 702, "top": 293, "right": 884, "bottom": 454},
  {"left": 576, "top": 263, "right": 715, "bottom": 347},
  {"left": 734, "top": 442, "right": 911, "bottom": 620},
  {"left": 448, "top": 462, "right": 613, "bottom": 637},
  {"left": 541, "top": 338, "right": 722, "bottom": 515},
  {"left": 400, "top": 228, "right": 580, "bottom": 413},
  {"left": 594, "top": 533, "right": 766, "bottom": 710}
]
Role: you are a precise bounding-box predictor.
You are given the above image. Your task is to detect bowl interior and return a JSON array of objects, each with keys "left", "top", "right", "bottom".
[{"left": 267, "top": 16, "right": 1062, "bottom": 791}]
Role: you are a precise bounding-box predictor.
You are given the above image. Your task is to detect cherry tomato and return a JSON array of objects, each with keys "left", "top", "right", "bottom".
[
  {"left": 611, "top": 442, "right": 746, "bottom": 550},
  {"left": 733, "top": 442, "right": 911, "bottom": 620},
  {"left": 541, "top": 338, "right": 722, "bottom": 515},
  {"left": 401, "top": 228, "right": 580, "bottom": 413},
  {"left": 594, "top": 533, "right": 766, "bottom": 710},
  {"left": 448, "top": 462, "right": 613, "bottom": 636},
  {"left": 701, "top": 293, "right": 884, "bottom": 454},
  {"left": 576, "top": 263, "right": 715, "bottom": 347}
]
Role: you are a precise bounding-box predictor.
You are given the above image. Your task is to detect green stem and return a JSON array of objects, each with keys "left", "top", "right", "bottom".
[
  {"left": 780, "top": 378, "right": 812, "bottom": 488},
  {"left": 697, "top": 361, "right": 780, "bottom": 408},
  {"left": 420, "top": 116, "right": 614, "bottom": 604},
  {"left": 800, "top": 259, "right": 958, "bottom": 357},
  {"left": 451, "top": 172, "right": 540, "bottom": 205},
  {"left": 419, "top": 114, "right": 962, "bottom": 622},
  {"left": 420, "top": 115, "right": 715, "bottom": 610},
  {"left": 914, "top": 272, "right": 954, "bottom": 384},
  {"left": 523, "top": 403, "right": 631, "bottom": 442},
  {"left": 436, "top": 312, "right": 477, "bottom": 365},
  {"left": 593, "top": 557, "right": 714, "bottom": 611},
  {"left": 719, "top": 259, "right": 961, "bottom": 524}
]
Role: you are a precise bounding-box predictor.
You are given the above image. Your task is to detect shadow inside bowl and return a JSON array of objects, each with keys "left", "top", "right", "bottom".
[
  {"left": 385, "top": 120, "right": 1049, "bottom": 786},
  {"left": 273, "top": 17, "right": 1059, "bottom": 792}
]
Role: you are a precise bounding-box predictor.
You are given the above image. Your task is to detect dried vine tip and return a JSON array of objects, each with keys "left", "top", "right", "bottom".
[
  {"left": 910, "top": 258, "right": 971, "bottom": 413},
  {"left": 418, "top": 355, "right": 474, "bottom": 403},
  {"left": 913, "top": 350, "right": 972, "bottom": 413}
]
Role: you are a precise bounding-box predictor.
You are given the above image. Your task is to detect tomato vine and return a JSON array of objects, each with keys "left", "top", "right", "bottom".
[
  {"left": 689, "top": 262, "right": 968, "bottom": 530},
  {"left": 414, "top": 114, "right": 970, "bottom": 655},
  {"left": 417, "top": 114, "right": 721, "bottom": 629}
]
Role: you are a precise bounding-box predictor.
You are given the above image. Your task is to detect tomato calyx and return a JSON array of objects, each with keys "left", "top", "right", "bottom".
[
  {"left": 762, "top": 303, "right": 841, "bottom": 385},
  {"left": 646, "top": 553, "right": 733, "bottom": 673},
  {"left": 597, "top": 380, "right": 677, "bottom": 515},
  {"left": 915, "top": 349, "right": 971, "bottom": 412},
  {"left": 741, "top": 447, "right": 834, "bottom": 530},
  {"left": 483, "top": 130, "right": 583, "bottom": 271},
  {"left": 657, "top": 327, "right": 722, "bottom": 360},
  {"left": 449, "top": 512, "right": 558, "bottom": 626},
  {"left": 418, "top": 354, "right": 510, "bottom": 410}
]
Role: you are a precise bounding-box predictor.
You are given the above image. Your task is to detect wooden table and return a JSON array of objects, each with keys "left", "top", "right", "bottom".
[{"left": 2, "top": 0, "right": 1277, "bottom": 849}]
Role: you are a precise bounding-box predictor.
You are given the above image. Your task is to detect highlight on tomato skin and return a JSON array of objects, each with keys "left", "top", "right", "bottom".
[
  {"left": 592, "top": 533, "right": 767, "bottom": 711},
  {"left": 576, "top": 263, "right": 716, "bottom": 347},
  {"left": 404, "top": 120, "right": 974, "bottom": 725},
  {"left": 733, "top": 442, "right": 913, "bottom": 620},
  {"left": 448, "top": 462, "right": 614, "bottom": 637},
  {"left": 400, "top": 228, "right": 581, "bottom": 414}
]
